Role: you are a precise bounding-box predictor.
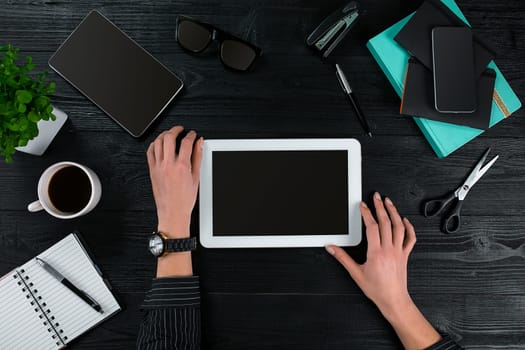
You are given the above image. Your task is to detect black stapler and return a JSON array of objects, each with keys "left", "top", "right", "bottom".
[{"left": 306, "top": 1, "right": 363, "bottom": 58}]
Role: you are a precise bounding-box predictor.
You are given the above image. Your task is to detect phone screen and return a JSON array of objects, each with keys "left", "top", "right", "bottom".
[{"left": 432, "top": 27, "right": 477, "bottom": 113}]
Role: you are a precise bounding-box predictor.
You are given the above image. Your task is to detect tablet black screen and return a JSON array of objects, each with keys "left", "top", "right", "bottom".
[
  {"left": 212, "top": 151, "right": 349, "bottom": 235},
  {"left": 49, "top": 11, "right": 183, "bottom": 137}
]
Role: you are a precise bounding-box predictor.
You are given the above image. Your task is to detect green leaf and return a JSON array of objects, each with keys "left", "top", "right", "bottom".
[
  {"left": 27, "top": 121, "right": 39, "bottom": 138},
  {"left": 34, "top": 95, "right": 50, "bottom": 110},
  {"left": 2, "top": 107, "right": 17, "bottom": 118},
  {"left": 6, "top": 121, "right": 19, "bottom": 131},
  {"left": 48, "top": 81, "right": 56, "bottom": 90},
  {"left": 6, "top": 77, "right": 18, "bottom": 88},
  {"left": 28, "top": 110, "right": 40, "bottom": 122},
  {"left": 17, "top": 102, "right": 26, "bottom": 113},
  {"left": 17, "top": 115, "right": 29, "bottom": 131},
  {"left": 16, "top": 90, "right": 32, "bottom": 104},
  {"left": 19, "top": 75, "right": 31, "bottom": 85}
]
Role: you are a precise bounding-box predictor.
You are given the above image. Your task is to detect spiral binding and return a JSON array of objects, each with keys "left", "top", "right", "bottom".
[{"left": 14, "top": 269, "right": 68, "bottom": 347}]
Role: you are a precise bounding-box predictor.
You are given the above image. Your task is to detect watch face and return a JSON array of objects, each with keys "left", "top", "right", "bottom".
[{"left": 149, "top": 234, "right": 164, "bottom": 257}]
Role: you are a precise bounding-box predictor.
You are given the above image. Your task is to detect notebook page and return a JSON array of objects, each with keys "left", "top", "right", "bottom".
[
  {"left": 0, "top": 270, "right": 59, "bottom": 350},
  {"left": 19, "top": 234, "right": 120, "bottom": 345}
]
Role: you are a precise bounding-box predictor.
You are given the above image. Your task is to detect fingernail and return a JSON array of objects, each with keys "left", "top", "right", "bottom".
[
  {"left": 374, "top": 192, "right": 381, "bottom": 201},
  {"left": 325, "top": 246, "right": 335, "bottom": 255},
  {"left": 403, "top": 217, "right": 410, "bottom": 223},
  {"left": 385, "top": 197, "right": 393, "bottom": 206},
  {"left": 360, "top": 201, "right": 368, "bottom": 208}
]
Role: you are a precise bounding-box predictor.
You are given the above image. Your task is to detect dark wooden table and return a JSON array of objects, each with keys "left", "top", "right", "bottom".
[{"left": 1, "top": 0, "right": 524, "bottom": 349}]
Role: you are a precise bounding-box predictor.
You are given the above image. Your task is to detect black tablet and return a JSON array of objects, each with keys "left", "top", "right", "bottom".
[{"left": 49, "top": 10, "right": 183, "bottom": 137}]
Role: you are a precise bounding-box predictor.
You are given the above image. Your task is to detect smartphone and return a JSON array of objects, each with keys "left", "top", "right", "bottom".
[{"left": 432, "top": 27, "right": 477, "bottom": 113}]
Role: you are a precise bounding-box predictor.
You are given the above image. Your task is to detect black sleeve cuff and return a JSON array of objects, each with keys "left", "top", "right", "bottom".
[
  {"left": 142, "top": 276, "right": 200, "bottom": 309},
  {"left": 425, "top": 335, "right": 464, "bottom": 350}
]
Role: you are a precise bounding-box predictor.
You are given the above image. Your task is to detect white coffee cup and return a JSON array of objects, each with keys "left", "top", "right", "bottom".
[{"left": 28, "top": 161, "right": 102, "bottom": 219}]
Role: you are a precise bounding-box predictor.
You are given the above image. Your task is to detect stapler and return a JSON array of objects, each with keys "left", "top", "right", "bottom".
[{"left": 306, "top": 1, "right": 362, "bottom": 58}]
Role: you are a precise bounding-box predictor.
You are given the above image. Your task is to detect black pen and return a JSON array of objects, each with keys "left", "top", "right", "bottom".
[
  {"left": 35, "top": 257, "right": 103, "bottom": 314},
  {"left": 335, "top": 63, "right": 373, "bottom": 137}
]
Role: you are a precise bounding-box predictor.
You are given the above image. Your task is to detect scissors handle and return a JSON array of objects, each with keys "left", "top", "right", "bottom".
[
  {"left": 441, "top": 200, "right": 464, "bottom": 234},
  {"left": 423, "top": 192, "right": 457, "bottom": 217}
]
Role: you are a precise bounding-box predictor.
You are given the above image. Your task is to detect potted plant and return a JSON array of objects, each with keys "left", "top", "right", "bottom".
[{"left": 0, "top": 43, "right": 67, "bottom": 163}]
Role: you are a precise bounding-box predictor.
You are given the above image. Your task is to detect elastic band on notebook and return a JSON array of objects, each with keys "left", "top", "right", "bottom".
[{"left": 493, "top": 90, "right": 510, "bottom": 117}]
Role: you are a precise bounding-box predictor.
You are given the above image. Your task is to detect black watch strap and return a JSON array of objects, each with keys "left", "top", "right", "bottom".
[{"left": 165, "top": 237, "right": 197, "bottom": 252}]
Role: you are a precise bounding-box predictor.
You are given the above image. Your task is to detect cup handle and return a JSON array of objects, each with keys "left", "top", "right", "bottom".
[{"left": 28, "top": 200, "right": 44, "bottom": 212}]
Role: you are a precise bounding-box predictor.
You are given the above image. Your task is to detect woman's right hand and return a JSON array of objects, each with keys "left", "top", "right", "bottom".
[
  {"left": 325, "top": 192, "right": 416, "bottom": 320},
  {"left": 326, "top": 193, "right": 443, "bottom": 350}
]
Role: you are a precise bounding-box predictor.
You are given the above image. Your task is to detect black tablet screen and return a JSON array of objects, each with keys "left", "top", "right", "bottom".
[
  {"left": 212, "top": 151, "right": 349, "bottom": 235},
  {"left": 49, "top": 11, "right": 183, "bottom": 137}
]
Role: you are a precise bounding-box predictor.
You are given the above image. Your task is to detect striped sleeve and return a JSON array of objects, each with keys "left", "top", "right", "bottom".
[
  {"left": 142, "top": 276, "right": 200, "bottom": 308},
  {"left": 137, "top": 276, "right": 201, "bottom": 350},
  {"left": 425, "top": 335, "right": 464, "bottom": 350}
]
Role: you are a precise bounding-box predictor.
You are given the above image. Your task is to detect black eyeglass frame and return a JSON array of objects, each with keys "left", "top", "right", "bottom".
[{"left": 175, "top": 15, "right": 263, "bottom": 71}]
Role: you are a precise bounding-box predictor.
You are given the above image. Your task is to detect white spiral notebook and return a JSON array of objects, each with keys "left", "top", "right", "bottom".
[{"left": 0, "top": 233, "right": 121, "bottom": 349}]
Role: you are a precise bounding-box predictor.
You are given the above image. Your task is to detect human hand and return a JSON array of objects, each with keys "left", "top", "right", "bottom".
[
  {"left": 147, "top": 126, "right": 203, "bottom": 238},
  {"left": 325, "top": 192, "right": 417, "bottom": 321}
]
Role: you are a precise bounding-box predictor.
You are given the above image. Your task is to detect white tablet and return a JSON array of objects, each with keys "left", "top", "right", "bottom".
[{"left": 199, "top": 139, "right": 362, "bottom": 248}]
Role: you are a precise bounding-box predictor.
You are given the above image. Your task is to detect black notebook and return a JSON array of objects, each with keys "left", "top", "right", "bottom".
[
  {"left": 0, "top": 233, "right": 121, "bottom": 349},
  {"left": 401, "top": 59, "right": 496, "bottom": 129},
  {"left": 394, "top": 0, "right": 497, "bottom": 77}
]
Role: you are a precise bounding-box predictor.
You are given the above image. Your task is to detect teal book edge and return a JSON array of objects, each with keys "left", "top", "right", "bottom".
[{"left": 366, "top": 0, "right": 522, "bottom": 158}]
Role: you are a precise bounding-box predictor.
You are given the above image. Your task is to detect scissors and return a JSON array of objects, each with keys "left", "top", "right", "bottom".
[{"left": 423, "top": 148, "right": 499, "bottom": 234}]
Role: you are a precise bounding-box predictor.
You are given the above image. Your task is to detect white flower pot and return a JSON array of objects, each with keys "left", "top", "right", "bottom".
[{"left": 16, "top": 106, "right": 68, "bottom": 156}]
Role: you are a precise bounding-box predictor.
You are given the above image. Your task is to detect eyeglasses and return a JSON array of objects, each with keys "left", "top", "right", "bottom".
[{"left": 176, "top": 16, "right": 262, "bottom": 71}]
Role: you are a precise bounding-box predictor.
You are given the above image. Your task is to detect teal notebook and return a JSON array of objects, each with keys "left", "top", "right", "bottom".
[{"left": 366, "top": 0, "right": 521, "bottom": 158}]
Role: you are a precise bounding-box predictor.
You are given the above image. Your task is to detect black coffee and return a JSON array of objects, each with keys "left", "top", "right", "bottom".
[{"left": 48, "top": 166, "right": 92, "bottom": 213}]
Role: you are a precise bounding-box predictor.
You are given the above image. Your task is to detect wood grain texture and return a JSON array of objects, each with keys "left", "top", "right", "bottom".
[{"left": 1, "top": 0, "right": 524, "bottom": 349}]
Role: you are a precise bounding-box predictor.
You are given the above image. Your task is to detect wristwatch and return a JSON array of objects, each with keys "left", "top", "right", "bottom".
[{"left": 148, "top": 231, "right": 197, "bottom": 257}]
